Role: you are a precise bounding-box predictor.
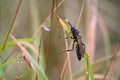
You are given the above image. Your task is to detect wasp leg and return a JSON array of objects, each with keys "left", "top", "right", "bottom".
[
  {"left": 57, "top": 42, "right": 74, "bottom": 54},
  {"left": 58, "top": 36, "right": 72, "bottom": 39}
]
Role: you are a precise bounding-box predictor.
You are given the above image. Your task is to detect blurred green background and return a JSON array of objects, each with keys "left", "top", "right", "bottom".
[{"left": 0, "top": 0, "right": 120, "bottom": 80}]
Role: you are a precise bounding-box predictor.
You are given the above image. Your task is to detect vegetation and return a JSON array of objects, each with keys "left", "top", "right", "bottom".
[{"left": 0, "top": 0, "right": 120, "bottom": 80}]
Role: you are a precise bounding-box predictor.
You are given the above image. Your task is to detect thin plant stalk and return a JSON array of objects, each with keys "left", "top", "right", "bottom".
[
  {"left": 0, "top": 0, "right": 22, "bottom": 56},
  {"left": 55, "top": 0, "right": 61, "bottom": 78},
  {"left": 45, "top": 0, "right": 55, "bottom": 73},
  {"left": 64, "top": 31, "right": 73, "bottom": 80},
  {"left": 76, "top": 0, "right": 85, "bottom": 28},
  {"left": 63, "top": 67, "right": 68, "bottom": 80},
  {"left": 103, "top": 40, "right": 120, "bottom": 80},
  {"left": 60, "top": 57, "right": 68, "bottom": 79}
]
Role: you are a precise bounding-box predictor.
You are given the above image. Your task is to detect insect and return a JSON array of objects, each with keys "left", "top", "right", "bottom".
[{"left": 58, "top": 16, "right": 85, "bottom": 60}]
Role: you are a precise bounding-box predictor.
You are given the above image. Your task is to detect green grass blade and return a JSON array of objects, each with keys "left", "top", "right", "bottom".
[
  {"left": 24, "top": 50, "right": 48, "bottom": 80},
  {"left": 84, "top": 53, "right": 94, "bottom": 80},
  {"left": 0, "top": 38, "right": 33, "bottom": 54}
]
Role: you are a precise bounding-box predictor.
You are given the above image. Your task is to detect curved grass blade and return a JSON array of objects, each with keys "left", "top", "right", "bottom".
[
  {"left": 57, "top": 16, "right": 73, "bottom": 38},
  {"left": 10, "top": 35, "right": 48, "bottom": 80},
  {"left": 0, "top": 38, "right": 33, "bottom": 54}
]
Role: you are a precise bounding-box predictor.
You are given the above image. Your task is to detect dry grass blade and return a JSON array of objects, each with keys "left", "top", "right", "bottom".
[
  {"left": 45, "top": 0, "right": 55, "bottom": 74},
  {"left": 59, "top": 42, "right": 73, "bottom": 80},
  {"left": 50, "top": 0, "right": 55, "bottom": 25},
  {"left": 60, "top": 58, "right": 68, "bottom": 79},
  {"left": 63, "top": 68, "right": 68, "bottom": 80},
  {"left": 58, "top": 15, "right": 73, "bottom": 79},
  {"left": 55, "top": 0, "right": 58, "bottom": 16},
  {"left": 65, "top": 36, "right": 73, "bottom": 80},
  {"left": 55, "top": 0, "right": 61, "bottom": 79},
  {"left": 103, "top": 40, "right": 120, "bottom": 80},
  {"left": 76, "top": 0, "right": 85, "bottom": 28},
  {"left": 1, "top": 0, "right": 22, "bottom": 55}
]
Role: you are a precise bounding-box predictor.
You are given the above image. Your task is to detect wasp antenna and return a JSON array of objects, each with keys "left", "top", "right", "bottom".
[
  {"left": 65, "top": 20, "right": 73, "bottom": 28},
  {"left": 57, "top": 51, "right": 66, "bottom": 55},
  {"left": 65, "top": 19, "right": 69, "bottom": 22}
]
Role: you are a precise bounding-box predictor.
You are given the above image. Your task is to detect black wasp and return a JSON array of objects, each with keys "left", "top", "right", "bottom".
[{"left": 58, "top": 16, "right": 85, "bottom": 60}]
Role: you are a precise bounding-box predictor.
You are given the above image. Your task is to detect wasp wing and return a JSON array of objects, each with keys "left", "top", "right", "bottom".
[
  {"left": 77, "top": 35, "right": 85, "bottom": 57},
  {"left": 76, "top": 44, "right": 82, "bottom": 60}
]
